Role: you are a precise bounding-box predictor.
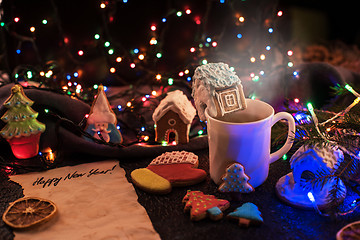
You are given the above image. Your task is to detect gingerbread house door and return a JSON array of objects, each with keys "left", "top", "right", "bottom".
[{"left": 165, "top": 129, "right": 178, "bottom": 144}]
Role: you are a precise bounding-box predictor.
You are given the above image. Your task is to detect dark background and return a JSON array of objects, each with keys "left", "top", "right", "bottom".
[{"left": 1, "top": 0, "right": 359, "bottom": 86}]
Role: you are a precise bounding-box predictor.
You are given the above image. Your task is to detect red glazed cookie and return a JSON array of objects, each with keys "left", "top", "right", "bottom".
[
  {"left": 183, "top": 190, "right": 230, "bottom": 221},
  {"left": 131, "top": 151, "right": 207, "bottom": 194}
]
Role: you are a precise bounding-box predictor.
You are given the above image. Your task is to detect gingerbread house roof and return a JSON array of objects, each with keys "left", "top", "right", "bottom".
[
  {"left": 152, "top": 90, "right": 196, "bottom": 124},
  {"left": 192, "top": 62, "right": 241, "bottom": 91},
  {"left": 290, "top": 145, "right": 343, "bottom": 171}
]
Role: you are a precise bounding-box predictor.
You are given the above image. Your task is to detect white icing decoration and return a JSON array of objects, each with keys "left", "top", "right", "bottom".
[
  {"left": 219, "top": 163, "right": 254, "bottom": 193},
  {"left": 150, "top": 151, "right": 198, "bottom": 165},
  {"left": 164, "top": 128, "right": 178, "bottom": 143},
  {"left": 152, "top": 90, "right": 196, "bottom": 124},
  {"left": 276, "top": 145, "right": 347, "bottom": 209},
  {"left": 192, "top": 62, "right": 244, "bottom": 121},
  {"left": 193, "top": 62, "right": 241, "bottom": 89},
  {"left": 168, "top": 118, "right": 176, "bottom": 126},
  {"left": 216, "top": 87, "right": 243, "bottom": 115},
  {"left": 290, "top": 145, "right": 343, "bottom": 170}
]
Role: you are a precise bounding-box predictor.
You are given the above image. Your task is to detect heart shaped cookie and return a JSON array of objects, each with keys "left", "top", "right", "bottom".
[{"left": 131, "top": 151, "right": 207, "bottom": 194}]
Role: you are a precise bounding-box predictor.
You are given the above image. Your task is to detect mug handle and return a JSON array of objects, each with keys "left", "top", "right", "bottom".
[{"left": 269, "top": 112, "right": 296, "bottom": 163}]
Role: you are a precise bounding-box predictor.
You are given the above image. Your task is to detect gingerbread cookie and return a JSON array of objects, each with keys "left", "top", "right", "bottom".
[
  {"left": 131, "top": 151, "right": 207, "bottom": 194},
  {"left": 192, "top": 62, "right": 247, "bottom": 121},
  {"left": 218, "top": 163, "right": 254, "bottom": 199},
  {"left": 183, "top": 190, "right": 230, "bottom": 221},
  {"left": 152, "top": 90, "right": 196, "bottom": 145},
  {"left": 227, "top": 202, "right": 263, "bottom": 227}
]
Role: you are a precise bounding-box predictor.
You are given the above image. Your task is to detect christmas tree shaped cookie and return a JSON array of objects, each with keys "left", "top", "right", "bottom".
[
  {"left": 218, "top": 163, "right": 254, "bottom": 197},
  {"left": 183, "top": 190, "right": 230, "bottom": 221},
  {"left": 0, "top": 84, "right": 46, "bottom": 159},
  {"left": 227, "top": 202, "right": 263, "bottom": 227},
  {"left": 84, "top": 85, "right": 123, "bottom": 144}
]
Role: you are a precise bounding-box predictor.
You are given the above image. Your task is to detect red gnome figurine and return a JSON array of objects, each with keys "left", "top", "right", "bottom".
[{"left": 0, "top": 85, "right": 46, "bottom": 159}]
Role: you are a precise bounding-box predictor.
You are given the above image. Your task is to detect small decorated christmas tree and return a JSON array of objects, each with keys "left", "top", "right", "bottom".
[
  {"left": 0, "top": 85, "right": 46, "bottom": 159},
  {"left": 218, "top": 163, "right": 254, "bottom": 194}
]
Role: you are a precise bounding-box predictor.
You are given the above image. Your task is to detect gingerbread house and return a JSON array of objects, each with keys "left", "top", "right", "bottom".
[
  {"left": 152, "top": 90, "right": 196, "bottom": 144},
  {"left": 192, "top": 62, "right": 246, "bottom": 121}
]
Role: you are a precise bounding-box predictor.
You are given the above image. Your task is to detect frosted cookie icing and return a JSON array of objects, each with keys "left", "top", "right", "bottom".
[
  {"left": 276, "top": 145, "right": 347, "bottom": 209},
  {"left": 192, "top": 62, "right": 246, "bottom": 121},
  {"left": 290, "top": 145, "right": 343, "bottom": 186},
  {"left": 183, "top": 190, "right": 230, "bottom": 221},
  {"left": 131, "top": 151, "right": 207, "bottom": 194},
  {"left": 227, "top": 202, "right": 263, "bottom": 227},
  {"left": 218, "top": 163, "right": 254, "bottom": 194},
  {"left": 150, "top": 151, "right": 198, "bottom": 165},
  {"left": 193, "top": 62, "right": 241, "bottom": 89}
]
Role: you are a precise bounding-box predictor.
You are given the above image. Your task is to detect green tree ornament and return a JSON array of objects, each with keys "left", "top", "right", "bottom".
[{"left": 0, "top": 84, "right": 46, "bottom": 159}]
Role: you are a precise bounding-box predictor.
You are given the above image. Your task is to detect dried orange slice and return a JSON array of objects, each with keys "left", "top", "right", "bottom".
[
  {"left": 2, "top": 197, "right": 57, "bottom": 230},
  {"left": 337, "top": 220, "right": 360, "bottom": 240}
]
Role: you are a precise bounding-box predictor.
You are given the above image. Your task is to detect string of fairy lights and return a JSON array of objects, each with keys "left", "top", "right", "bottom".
[
  {"left": 0, "top": 0, "right": 300, "bottom": 144},
  {"left": 2, "top": 1, "right": 360, "bottom": 217}
]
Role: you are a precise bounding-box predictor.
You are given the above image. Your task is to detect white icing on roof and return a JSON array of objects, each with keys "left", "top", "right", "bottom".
[
  {"left": 152, "top": 90, "right": 196, "bottom": 124},
  {"left": 192, "top": 62, "right": 241, "bottom": 89},
  {"left": 290, "top": 145, "right": 343, "bottom": 170},
  {"left": 284, "top": 145, "right": 346, "bottom": 207}
]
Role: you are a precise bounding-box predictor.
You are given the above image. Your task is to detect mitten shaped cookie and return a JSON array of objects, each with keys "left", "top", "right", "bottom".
[{"left": 131, "top": 151, "right": 207, "bottom": 194}]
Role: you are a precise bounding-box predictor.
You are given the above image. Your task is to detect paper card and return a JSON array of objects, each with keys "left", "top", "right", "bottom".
[{"left": 10, "top": 160, "right": 160, "bottom": 240}]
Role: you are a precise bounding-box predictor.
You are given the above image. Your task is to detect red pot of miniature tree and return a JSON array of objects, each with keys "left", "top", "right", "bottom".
[{"left": 0, "top": 85, "right": 46, "bottom": 159}]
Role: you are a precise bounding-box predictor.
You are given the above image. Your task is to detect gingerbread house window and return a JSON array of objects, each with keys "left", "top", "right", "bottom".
[
  {"left": 224, "top": 94, "right": 236, "bottom": 107},
  {"left": 168, "top": 119, "right": 176, "bottom": 126},
  {"left": 217, "top": 88, "right": 242, "bottom": 114}
]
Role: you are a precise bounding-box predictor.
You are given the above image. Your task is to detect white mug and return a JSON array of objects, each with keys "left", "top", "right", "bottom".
[{"left": 206, "top": 99, "right": 296, "bottom": 188}]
